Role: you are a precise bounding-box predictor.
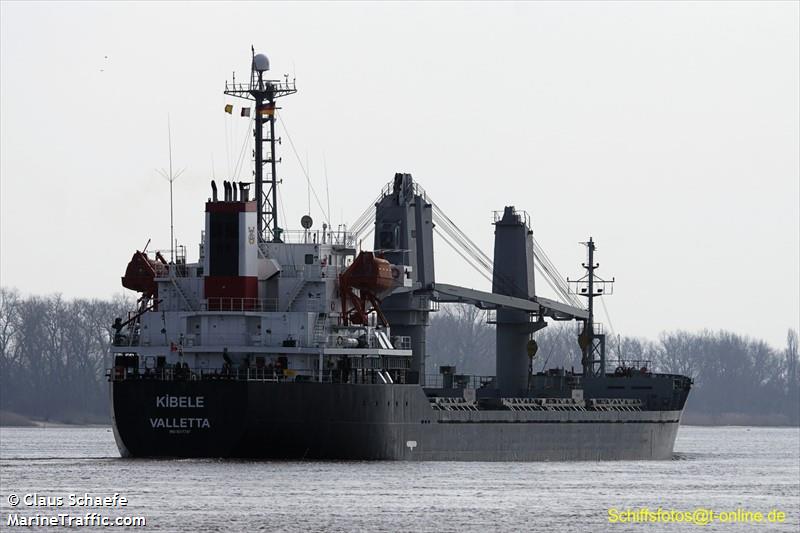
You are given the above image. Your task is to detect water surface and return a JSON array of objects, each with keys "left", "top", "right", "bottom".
[{"left": 1, "top": 426, "right": 797, "bottom": 531}]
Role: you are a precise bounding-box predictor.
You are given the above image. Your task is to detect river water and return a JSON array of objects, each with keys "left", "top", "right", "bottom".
[{"left": 1, "top": 425, "right": 798, "bottom": 532}]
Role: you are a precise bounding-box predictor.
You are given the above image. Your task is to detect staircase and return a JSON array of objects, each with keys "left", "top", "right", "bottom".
[
  {"left": 284, "top": 279, "right": 307, "bottom": 311},
  {"left": 170, "top": 277, "right": 195, "bottom": 311}
]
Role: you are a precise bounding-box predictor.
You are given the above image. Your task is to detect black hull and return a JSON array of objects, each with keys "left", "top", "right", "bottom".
[{"left": 111, "top": 380, "right": 683, "bottom": 461}]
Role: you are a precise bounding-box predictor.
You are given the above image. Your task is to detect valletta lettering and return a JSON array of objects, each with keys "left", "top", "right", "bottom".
[{"left": 149, "top": 417, "right": 210, "bottom": 429}]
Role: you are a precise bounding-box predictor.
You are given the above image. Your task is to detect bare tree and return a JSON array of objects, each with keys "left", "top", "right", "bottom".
[{"left": 786, "top": 329, "right": 799, "bottom": 424}]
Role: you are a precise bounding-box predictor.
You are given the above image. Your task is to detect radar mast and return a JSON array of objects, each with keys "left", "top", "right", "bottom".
[
  {"left": 224, "top": 47, "right": 297, "bottom": 243},
  {"left": 568, "top": 237, "right": 615, "bottom": 377}
]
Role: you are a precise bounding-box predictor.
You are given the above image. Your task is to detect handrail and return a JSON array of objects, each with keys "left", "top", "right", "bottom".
[
  {"left": 224, "top": 79, "right": 297, "bottom": 94},
  {"left": 424, "top": 374, "right": 496, "bottom": 389},
  {"left": 201, "top": 298, "right": 279, "bottom": 312},
  {"left": 107, "top": 365, "right": 405, "bottom": 385},
  {"left": 110, "top": 366, "right": 309, "bottom": 382},
  {"left": 279, "top": 229, "right": 355, "bottom": 246}
]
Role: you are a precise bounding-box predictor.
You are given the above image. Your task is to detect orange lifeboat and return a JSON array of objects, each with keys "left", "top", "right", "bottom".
[
  {"left": 338, "top": 251, "right": 396, "bottom": 326},
  {"left": 341, "top": 251, "right": 394, "bottom": 294},
  {"left": 121, "top": 250, "right": 167, "bottom": 298}
]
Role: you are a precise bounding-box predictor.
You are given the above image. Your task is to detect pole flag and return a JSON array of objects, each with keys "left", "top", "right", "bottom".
[{"left": 257, "top": 103, "right": 276, "bottom": 116}]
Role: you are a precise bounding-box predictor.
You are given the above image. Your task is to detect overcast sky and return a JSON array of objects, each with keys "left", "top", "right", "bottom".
[{"left": 1, "top": 1, "right": 798, "bottom": 348}]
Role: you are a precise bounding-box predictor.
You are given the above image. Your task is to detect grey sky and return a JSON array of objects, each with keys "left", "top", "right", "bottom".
[{"left": 1, "top": 1, "right": 798, "bottom": 348}]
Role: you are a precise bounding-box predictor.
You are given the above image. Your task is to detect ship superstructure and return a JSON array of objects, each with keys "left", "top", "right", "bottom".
[{"left": 108, "top": 50, "right": 691, "bottom": 460}]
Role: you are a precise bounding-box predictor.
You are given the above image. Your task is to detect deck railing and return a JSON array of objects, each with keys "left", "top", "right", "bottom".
[
  {"left": 108, "top": 365, "right": 407, "bottom": 385},
  {"left": 200, "top": 297, "right": 279, "bottom": 312},
  {"left": 280, "top": 229, "right": 355, "bottom": 247},
  {"left": 424, "top": 374, "right": 496, "bottom": 390}
]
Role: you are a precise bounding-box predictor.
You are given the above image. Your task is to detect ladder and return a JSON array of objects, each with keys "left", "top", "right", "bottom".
[
  {"left": 170, "top": 277, "right": 195, "bottom": 311},
  {"left": 284, "top": 279, "right": 307, "bottom": 311},
  {"left": 374, "top": 329, "right": 394, "bottom": 349},
  {"left": 313, "top": 314, "right": 327, "bottom": 347}
]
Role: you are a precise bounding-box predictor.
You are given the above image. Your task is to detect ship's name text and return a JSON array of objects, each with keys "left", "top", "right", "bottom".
[
  {"left": 149, "top": 417, "right": 210, "bottom": 429},
  {"left": 155, "top": 395, "right": 204, "bottom": 408}
]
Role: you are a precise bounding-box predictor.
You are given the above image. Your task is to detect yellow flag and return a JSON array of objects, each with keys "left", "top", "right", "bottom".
[{"left": 224, "top": 104, "right": 233, "bottom": 114}]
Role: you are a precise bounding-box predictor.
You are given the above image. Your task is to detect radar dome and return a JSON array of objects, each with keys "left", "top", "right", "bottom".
[{"left": 253, "top": 53, "right": 270, "bottom": 72}]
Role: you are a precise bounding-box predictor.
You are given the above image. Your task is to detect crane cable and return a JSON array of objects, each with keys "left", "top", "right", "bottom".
[
  {"left": 430, "top": 199, "right": 580, "bottom": 308},
  {"left": 277, "top": 114, "right": 331, "bottom": 226},
  {"left": 349, "top": 180, "right": 585, "bottom": 309}
]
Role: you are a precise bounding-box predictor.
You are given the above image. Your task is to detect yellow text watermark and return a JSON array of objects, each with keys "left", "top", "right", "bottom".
[{"left": 608, "top": 507, "right": 787, "bottom": 526}]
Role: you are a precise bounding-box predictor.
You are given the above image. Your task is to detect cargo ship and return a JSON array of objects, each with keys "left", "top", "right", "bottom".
[{"left": 108, "top": 50, "right": 692, "bottom": 460}]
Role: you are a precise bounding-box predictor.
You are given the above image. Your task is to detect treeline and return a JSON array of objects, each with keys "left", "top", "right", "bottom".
[
  {"left": 0, "top": 290, "right": 797, "bottom": 425},
  {"left": 0, "top": 288, "right": 131, "bottom": 423},
  {"left": 429, "top": 305, "right": 799, "bottom": 425}
]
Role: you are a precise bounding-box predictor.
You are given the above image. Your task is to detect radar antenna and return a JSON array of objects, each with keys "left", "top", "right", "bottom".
[{"left": 224, "top": 46, "right": 297, "bottom": 243}]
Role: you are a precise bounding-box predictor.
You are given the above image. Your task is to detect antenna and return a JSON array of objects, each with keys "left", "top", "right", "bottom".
[
  {"left": 224, "top": 47, "right": 297, "bottom": 243},
  {"left": 306, "top": 151, "right": 311, "bottom": 217},
  {"left": 156, "top": 115, "right": 186, "bottom": 263},
  {"left": 323, "top": 153, "right": 331, "bottom": 227}
]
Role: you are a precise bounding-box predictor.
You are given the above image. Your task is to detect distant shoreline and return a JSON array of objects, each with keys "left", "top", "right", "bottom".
[
  {"left": 681, "top": 411, "right": 799, "bottom": 427},
  {"left": 0, "top": 410, "right": 110, "bottom": 428}
]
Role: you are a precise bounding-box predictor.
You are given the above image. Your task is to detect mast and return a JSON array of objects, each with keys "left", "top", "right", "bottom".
[
  {"left": 587, "top": 237, "right": 595, "bottom": 344},
  {"left": 568, "top": 237, "right": 615, "bottom": 377},
  {"left": 224, "top": 47, "right": 297, "bottom": 243}
]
